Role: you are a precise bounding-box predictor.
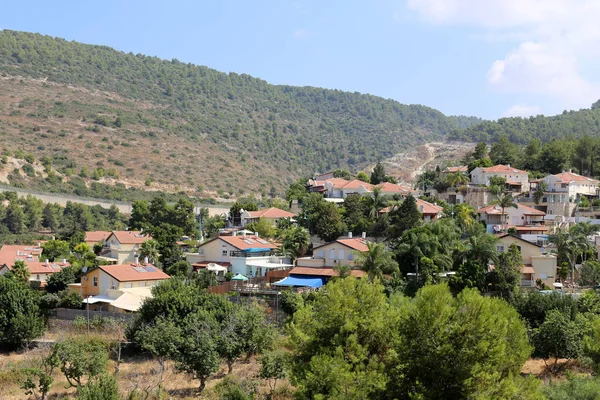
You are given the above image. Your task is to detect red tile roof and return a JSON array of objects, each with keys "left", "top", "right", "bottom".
[
  {"left": 289, "top": 267, "right": 366, "bottom": 278},
  {"left": 85, "top": 231, "right": 111, "bottom": 243},
  {"left": 98, "top": 264, "right": 170, "bottom": 282},
  {"left": 27, "top": 261, "right": 70, "bottom": 275},
  {"left": 109, "top": 231, "right": 152, "bottom": 245},
  {"left": 478, "top": 203, "right": 545, "bottom": 216},
  {"left": 314, "top": 238, "right": 369, "bottom": 252},
  {"left": 553, "top": 171, "right": 599, "bottom": 184},
  {"left": 444, "top": 166, "right": 468, "bottom": 173},
  {"left": 480, "top": 165, "right": 527, "bottom": 174},
  {"left": 217, "top": 235, "right": 276, "bottom": 250},
  {"left": 375, "top": 182, "right": 415, "bottom": 194},
  {"left": 247, "top": 207, "right": 296, "bottom": 219},
  {"left": 325, "top": 178, "right": 352, "bottom": 189},
  {"left": 341, "top": 180, "right": 373, "bottom": 190},
  {"left": 0, "top": 245, "right": 43, "bottom": 267},
  {"left": 415, "top": 199, "right": 444, "bottom": 215}
]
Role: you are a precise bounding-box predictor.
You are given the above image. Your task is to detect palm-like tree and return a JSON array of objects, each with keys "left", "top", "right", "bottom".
[
  {"left": 550, "top": 228, "right": 585, "bottom": 287},
  {"left": 280, "top": 226, "right": 311, "bottom": 262},
  {"left": 395, "top": 231, "right": 437, "bottom": 283},
  {"left": 458, "top": 233, "right": 499, "bottom": 266},
  {"left": 366, "top": 187, "right": 387, "bottom": 220},
  {"left": 445, "top": 171, "right": 469, "bottom": 188},
  {"left": 356, "top": 242, "right": 399, "bottom": 281},
  {"left": 491, "top": 193, "right": 518, "bottom": 230},
  {"left": 139, "top": 239, "right": 160, "bottom": 264}
]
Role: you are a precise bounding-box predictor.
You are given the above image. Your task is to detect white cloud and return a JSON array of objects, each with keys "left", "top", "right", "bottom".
[
  {"left": 406, "top": 0, "right": 600, "bottom": 110},
  {"left": 503, "top": 104, "right": 542, "bottom": 118}
]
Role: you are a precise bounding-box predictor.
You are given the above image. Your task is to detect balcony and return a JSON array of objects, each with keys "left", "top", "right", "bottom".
[
  {"left": 229, "top": 250, "right": 274, "bottom": 258},
  {"left": 521, "top": 279, "right": 534, "bottom": 287}
]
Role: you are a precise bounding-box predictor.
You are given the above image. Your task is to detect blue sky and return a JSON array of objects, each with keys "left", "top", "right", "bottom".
[{"left": 1, "top": 0, "right": 598, "bottom": 119}]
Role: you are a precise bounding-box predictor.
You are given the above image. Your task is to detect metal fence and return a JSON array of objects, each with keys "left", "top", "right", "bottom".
[{"left": 55, "top": 308, "right": 137, "bottom": 321}]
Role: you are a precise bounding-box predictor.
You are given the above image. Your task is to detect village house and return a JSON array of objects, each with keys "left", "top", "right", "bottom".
[
  {"left": 297, "top": 235, "right": 369, "bottom": 268},
  {"left": 101, "top": 231, "right": 152, "bottom": 264},
  {"left": 495, "top": 234, "right": 557, "bottom": 289},
  {"left": 84, "top": 231, "right": 112, "bottom": 248},
  {"left": 477, "top": 203, "right": 547, "bottom": 234},
  {"left": 186, "top": 233, "right": 290, "bottom": 278},
  {"left": 470, "top": 164, "right": 530, "bottom": 192},
  {"left": 527, "top": 171, "right": 600, "bottom": 217},
  {"left": 0, "top": 244, "right": 69, "bottom": 287},
  {"left": 379, "top": 198, "right": 444, "bottom": 221},
  {"left": 240, "top": 207, "right": 296, "bottom": 227},
  {"left": 69, "top": 263, "right": 170, "bottom": 312},
  {"left": 308, "top": 177, "right": 416, "bottom": 200}
]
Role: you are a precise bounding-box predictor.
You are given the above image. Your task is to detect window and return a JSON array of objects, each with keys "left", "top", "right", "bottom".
[
  {"left": 125, "top": 282, "right": 133, "bottom": 288},
  {"left": 348, "top": 253, "right": 354, "bottom": 261},
  {"left": 329, "top": 250, "right": 335, "bottom": 259},
  {"left": 338, "top": 249, "right": 345, "bottom": 260},
  {"left": 36, "top": 274, "right": 40, "bottom": 280},
  {"left": 93, "top": 276, "right": 98, "bottom": 287},
  {"left": 496, "top": 245, "right": 505, "bottom": 253},
  {"left": 222, "top": 250, "right": 228, "bottom": 256},
  {"left": 317, "top": 251, "right": 324, "bottom": 258}
]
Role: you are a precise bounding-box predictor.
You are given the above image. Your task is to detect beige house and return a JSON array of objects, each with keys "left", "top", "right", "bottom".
[
  {"left": 297, "top": 236, "right": 369, "bottom": 268},
  {"left": 496, "top": 234, "right": 557, "bottom": 288},
  {"left": 103, "top": 231, "right": 152, "bottom": 264},
  {"left": 477, "top": 203, "right": 546, "bottom": 234},
  {"left": 69, "top": 263, "right": 170, "bottom": 312},
  {"left": 240, "top": 207, "right": 296, "bottom": 227},
  {"left": 0, "top": 244, "right": 69, "bottom": 287},
  {"left": 84, "top": 231, "right": 112, "bottom": 247},
  {"left": 470, "top": 164, "right": 530, "bottom": 192}
]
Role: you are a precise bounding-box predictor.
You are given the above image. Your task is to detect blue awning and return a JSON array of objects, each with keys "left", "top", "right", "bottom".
[
  {"left": 273, "top": 275, "right": 324, "bottom": 288},
  {"left": 242, "top": 247, "right": 271, "bottom": 253}
]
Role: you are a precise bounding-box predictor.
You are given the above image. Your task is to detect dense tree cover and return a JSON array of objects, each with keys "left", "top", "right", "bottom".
[
  {"left": 127, "top": 277, "right": 277, "bottom": 392},
  {"left": 288, "top": 279, "right": 538, "bottom": 399},
  {"left": 0, "top": 275, "right": 45, "bottom": 347},
  {"left": 0, "top": 30, "right": 481, "bottom": 182},
  {"left": 0, "top": 193, "right": 127, "bottom": 241}
]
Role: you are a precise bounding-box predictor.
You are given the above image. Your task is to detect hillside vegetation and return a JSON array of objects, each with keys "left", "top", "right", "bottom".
[{"left": 0, "top": 30, "right": 480, "bottom": 198}]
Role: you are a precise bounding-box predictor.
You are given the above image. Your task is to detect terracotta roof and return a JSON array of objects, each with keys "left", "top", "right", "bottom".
[
  {"left": 478, "top": 203, "right": 545, "bottom": 216},
  {"left": 553, "top": 171, "right": 599, "bottom": 184},
  {"left": 522, "top": 266, "right": 535, "bottom": 274},
  {"left": 217, "top": 235, "right": 276, "bottom": 251},
  {"left": 85, "top": 231, "right": 111, "bottom": 243},
  {"left": 289, "top": 267, "right": 366, "bottom": 278},
  {"left": 444, "top": 166, "right": 468, "bottom": 173},
  {"left": 109, "top": 231, "right": 152, "bottom": 244},
  {"left": 27, "top": 261, "right": 70, "bottom": 275},
  {"left": 496, "top": 233, "right": 543, "bottom": 247},
  {"left": 375, "top": 182, "right": 415, "bottom": 194},
  {"left": 514, "top": 226, "right": 549, "bottom": 231},
  {"left": 324, "top": 178, "right": 352, "bottom": 189},
  {"left": 314, "top": 238, "right": 369, "bottom": 252},
  {"left": 246, "top": 207, "right": 295, "bottom": 219},
  {"left": 341, "top": 180, "right": 373, "bottom": 190},
  {"left": 98, "top": 264, "right": 170, "bottom": 282},
  {"left": 415, "top": 198, "right": 444, "bottom": 215},
  {"left": 480, "top": 165, "right": 527, "bottom": 174},
  {"left": 0, "top": 245, "right": 43, "bottom": 267}
]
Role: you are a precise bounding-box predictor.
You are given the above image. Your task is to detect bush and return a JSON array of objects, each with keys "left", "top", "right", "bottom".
[
  {"left": 22, "top": 163, "right": 35, "bottom": 177},
  {"left": 72, "top": 315, "right": 87, "bottom": 332},
  {"left": 76, "top": 374, "right": 119, "bottom": 400},
  {"left": 213, "top": 376, "right": 257, "bottom": 400}
]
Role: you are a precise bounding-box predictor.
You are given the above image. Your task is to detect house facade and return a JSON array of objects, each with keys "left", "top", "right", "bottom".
[
  {"left": 84, "top": 231, "right": 112, "bottom": 247},
  {"left": 0, "top": 244, "right": 69, "bottom": 286},
  {"left": 297, "top": 236, "right": 369, "bottom": 268},
  {"left": 470, "top": 165, "right": 530, "bottom": 192},
  {"left": 496, "top": 234, "right": 557, "bottom": 288},
  {"left": 103, "top": 231, "right": 152, "bottom": 264},
  {"left": 240, "top": 207, "right": 296, "bottom": 227},
  {"left": 477, "top": 203, "right": 546, "bottom": 233}
]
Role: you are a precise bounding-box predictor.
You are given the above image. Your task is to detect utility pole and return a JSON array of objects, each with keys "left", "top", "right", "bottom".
[{"left": 86, "top": 295, "right": 90, "bottom": 335}]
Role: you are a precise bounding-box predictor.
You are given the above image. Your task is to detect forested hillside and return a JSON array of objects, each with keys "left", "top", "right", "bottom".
[
  {"left": 451, "top": 101, "right": 600, "bottom": 144},
  {"left": 0, "top": 30, "right": 477, "bottom": 198}
]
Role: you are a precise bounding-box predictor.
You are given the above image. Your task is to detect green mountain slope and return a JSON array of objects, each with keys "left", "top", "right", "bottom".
[{"left": 0, "top": 30, "right": 476, "bottom": 197}]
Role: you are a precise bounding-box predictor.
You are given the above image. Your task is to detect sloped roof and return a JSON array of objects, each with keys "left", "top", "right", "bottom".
[
  {"left": 109, "top": 231, "right": 152, "bottom": 244},
  {"left": 85, "top": 231, "right": 111, "bottom": 243},
  {"left": 553, "top": 171, "right": 599, "bottom": 184},
  {"left": 289, "top": 267, "right": 366, "bottom": 278},
  {"left": 0, "top": 245, "right": 43, "bottom": 267},
  {"left": 324, "top": 178, "right": 352, "bottom": 189},
  {"left": 314, "top": 238, "right": 369, "bottom": 252},
  {"left": 480, "top": 165, "right": 527, "bottom": 174},
  {"left": 375, "top": 182, "right": 415, "bottom": 194},
  {"left": 478, "top": 203, "right": 545, "bottom": 216},
  {"left": 443, "top": 166, "right": 468, "bottom": 173},
  {"left": 98, "top": 264, "right": 170, "bottom": 282},
  {"left": 246, "top": 207, "right": 295, "bottom": 219},
  {"left": 27, "top": 261, "right": 70, "bottom": 275},
  {"left": 415, "top": 198, "right": 444, "bottom": 215},
  {"left": 341, "top": 180, "right": 373, "bottom": 190},
  {"left": 217, "top": 235, "right": 276, "bottom": 250}
]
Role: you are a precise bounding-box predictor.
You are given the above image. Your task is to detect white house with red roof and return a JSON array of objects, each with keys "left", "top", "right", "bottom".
[
  {"left": 240, "top": 207, "right": 296, "bottom": 227},
  {"left": 477, "top": 203, "right": 546, "bottom": 234},
  {"left": 542, "top": 170, "right": 600, "bottom": 198},
  {"left": 308, "top": 177, "right": 416, "bottom": 200},
  {"left": 103, "top": 231, "right": 152, "bottom": 264},
  {"left": 470, "top": 164, "right": 530, "bottom": 192},
  {"left": 188, "top": 233, "right": 290, "bottom": 278},
  {"left": 379, "top": 198, "right": 444, "bottom": 221}
]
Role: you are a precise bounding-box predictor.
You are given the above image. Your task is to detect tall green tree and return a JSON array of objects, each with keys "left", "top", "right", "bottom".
[
  {"left": 355, "top": 242, "right": 399, "bottom": 281},
  {"left": 370, "top": 162, "right": 386, "bottom": 185},
  {"left": 12, "top": 260, "right": 30, "bottom": 283},
  {"left": 387, "top": 194, "right": 421, "bottom": 239},
  {"left": 280, "top": 226, "right": 310, "bottom": 262}
]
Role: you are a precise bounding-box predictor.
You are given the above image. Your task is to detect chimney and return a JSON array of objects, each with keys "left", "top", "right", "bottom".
[
  {"left": 362, "top": 232, "right": 366, "bottom": 239},
  {"left": 144, "top": 256, "right": 149, "bottom": 265},
  {"left": 254, "top": 232, "right": 259, "bottom": 237},
  {"left": 348, "top": 232, "right": 353, "bottom": 238},
  {"left": 37, "top": 242, "right": 41, "bottom": 247},
  {"left": 233, "top": 231, "right": 237, "bottom": 237},
  {"left": 569, "top": 169, "right": 572, "bottom": 173},
  {"left": 45, "top": 259, "right": 50, "bottom": 266},
  {"left": 242, "top": 231, "right": 246, "bottom": 238},
  {"left": 62, "top": 258, "right": 67, "bottom": 264},
  {"left": 507, "top": 164, "right": 510, "bottom": 168},
  {"left": 134, "top": 255, "right": 139, "bottom": 265}
]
